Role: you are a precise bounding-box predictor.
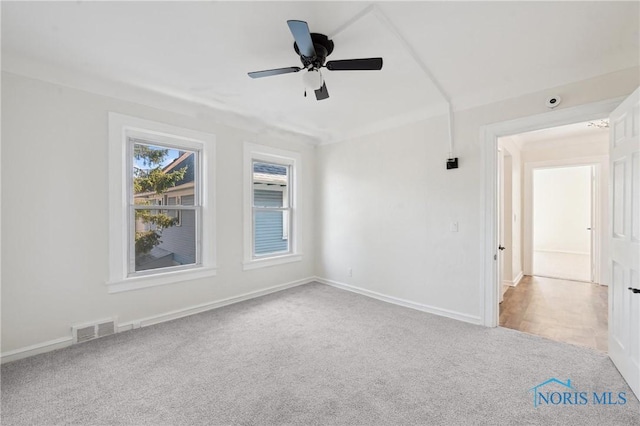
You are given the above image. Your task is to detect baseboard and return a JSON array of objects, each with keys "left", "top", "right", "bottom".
[
  {"left": 315, "top": 277, "right": 482, "bottom": 325},
  {"left": 533, "top": 249, "right": 590, "bottom": 256},
  {"left": 533, "top": 273, "right": 593, "bottom": 284},
  {"left": 1, "top": 276, "right": 315, "bottom": 364},
  {"left": 502, "top": 271, "right": 523, "bottom": 287},
  {"left": 512, "top": 271, "right": 524, "bottom": 286},
  {"left": 117, "top": 276, "right": 315, "bottom": 331},
  {"left": 0, "top": 336, "right": 73, "bottom": 364}
]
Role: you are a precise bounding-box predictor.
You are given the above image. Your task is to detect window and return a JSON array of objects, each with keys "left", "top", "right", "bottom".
[
  {"left": 243, "top": 143, "right": 301, "bottom": 270},
  {"left": 108, "top": 113, "right": 216, "bottom": 293},
  {"left": 132, "top": 143, "right": 195, "bottom": 272}
]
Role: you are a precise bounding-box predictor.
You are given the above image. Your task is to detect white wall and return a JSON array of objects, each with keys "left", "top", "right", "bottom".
[
  {"left": 1, "top": 72, "right": 316, "bottom": 355},
  {"left": 2, "top": 66, "right": 637, "bottom": 355},
  {"left": 533, "top": 166, "right": 592, "bottom": 253},
  {"left": 316, "top": 67, "right": 638, "bottom": 322},
  {"left": 522, "top": 136, "right": 609, "bottom": 163}
]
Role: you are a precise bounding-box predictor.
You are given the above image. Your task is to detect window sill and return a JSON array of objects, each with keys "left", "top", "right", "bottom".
[
  {"left": 243, "top": 254, "right": 302, "bottom": 271},
  {"left": 107, "top": 266, "right": 217, "bottom": 293}
]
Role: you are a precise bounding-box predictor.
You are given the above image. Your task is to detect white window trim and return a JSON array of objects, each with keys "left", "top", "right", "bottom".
[
  {"left": 243, "top": 142, "right": 302, "bottom": 270},
  {"left": 108, "top": 113, "right": 216, "bottom": 293}
]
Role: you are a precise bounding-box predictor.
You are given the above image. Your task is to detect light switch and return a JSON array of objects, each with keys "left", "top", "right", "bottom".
[{"left": 451, "top": 222, "right": 459, "bottom": 232}]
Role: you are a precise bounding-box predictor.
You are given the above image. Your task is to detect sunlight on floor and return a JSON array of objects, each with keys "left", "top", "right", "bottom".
[{"left": 533, "top": 251, "right": 591, "bottom": 282}]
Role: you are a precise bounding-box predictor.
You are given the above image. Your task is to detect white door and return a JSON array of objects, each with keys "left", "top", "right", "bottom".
[
  {"left": 589, "top": 166, "right": 596, "bottom": 283},
  {"left": 609, "top": 87, "right": 640, "bottom": 400}
]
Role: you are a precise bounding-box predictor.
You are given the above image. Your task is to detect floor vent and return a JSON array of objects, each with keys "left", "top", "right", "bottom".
[
  {"left": 72, "top": 319, "right": 116, "bottom": 344},
  {"left": 97, "top": 321, "right": 115, "bottom": 338}
]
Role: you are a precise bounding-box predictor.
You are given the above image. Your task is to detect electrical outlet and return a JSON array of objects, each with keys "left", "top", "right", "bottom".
[{"left": 347, "top": 268, "right": 353, "bottom": 277}]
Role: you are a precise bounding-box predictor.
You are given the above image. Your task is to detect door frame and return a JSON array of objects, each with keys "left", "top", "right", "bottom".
[
  {"left": 480, "top": 96, "right": 624, "bottom": 327},
  {"left": 524, "top": 161, "right": 604, "bottom": 283}
]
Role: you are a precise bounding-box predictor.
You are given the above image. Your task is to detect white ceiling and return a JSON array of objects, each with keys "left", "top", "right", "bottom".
[{"left": 2, "top": 1, "right": 638, "bottom": 143}]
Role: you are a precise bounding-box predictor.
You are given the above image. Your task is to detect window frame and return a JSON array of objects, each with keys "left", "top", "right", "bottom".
[
  {"left": 108, "top": 113, "right": 216, "bottom": 293},
  {"left": 252, "top": 162, "right": 291, "bottom": 257},
  {"left": 243, "top": 143, "right": 302, "bottom": 270}
]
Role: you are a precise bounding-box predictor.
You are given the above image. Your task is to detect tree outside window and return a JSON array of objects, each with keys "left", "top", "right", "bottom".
[{"left": 131, "top": 142, "right": 197, "bottom": 273}]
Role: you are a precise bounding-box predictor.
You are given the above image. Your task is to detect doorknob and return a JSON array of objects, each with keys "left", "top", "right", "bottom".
[
  {"left": 629, "top": 287, "right": 640, "bottom": 294},
  {"left": 498, "top": 246, "right": 505, "bottom": 251},
  {"left": 587, "top": 227, "right": 592, "bottom": 230}
]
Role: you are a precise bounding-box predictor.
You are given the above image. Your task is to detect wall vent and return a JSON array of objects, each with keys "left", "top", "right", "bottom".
[{"left": 72, "top": 319, "right": 116, "bottom": 344}]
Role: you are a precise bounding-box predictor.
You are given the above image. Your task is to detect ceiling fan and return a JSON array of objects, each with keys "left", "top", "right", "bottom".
[{"left": 248, "top": 20, "right": 383, "bottom": 101}]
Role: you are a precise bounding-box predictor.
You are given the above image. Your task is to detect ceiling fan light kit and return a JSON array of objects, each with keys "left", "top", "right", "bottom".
[
  {"left": 303, "top": 69, "right": 323, "bottom": 91},
  {"left": 248, "top": 20, "right": 384, "bottom": 101}
]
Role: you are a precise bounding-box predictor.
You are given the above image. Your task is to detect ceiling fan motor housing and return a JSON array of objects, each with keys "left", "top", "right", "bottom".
[{"left": 294, "top": 33, "right": 334, "bottom": 69}]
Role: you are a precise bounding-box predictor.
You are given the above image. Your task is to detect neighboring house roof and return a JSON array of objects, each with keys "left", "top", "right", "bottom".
[
  {"left": 135, "top": 246, "right": 174, "bottom": 270},
  {"left": 254, "top": 163, "right": 286, "bottom": 175},
  {"left": 253, "top": 162, "right": 287, "bottom": 186},
  {"left": 163, "top": 151, "right": 194, "bottom": 187}
]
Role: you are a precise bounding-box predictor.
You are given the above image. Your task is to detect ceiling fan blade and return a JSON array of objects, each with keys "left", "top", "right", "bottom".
[
  {"left": 325, "top": 58, "right": 383, "bottom": 71},
  {"left": 287, "top": 20, "right": 316, "bottom": 58},
  {"left": 314, "top": 82, "right": 329, "bottom": 101},
  {"left": 248, "top": 67, "right": 302, "bottom": 79}
]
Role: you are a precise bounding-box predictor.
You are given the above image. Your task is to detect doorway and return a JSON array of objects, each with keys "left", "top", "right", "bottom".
[
  {"left": 481, "top": 98, "right": 623, "bottom": 331},
  {"left": 496, "top": 120, "right": 609, "bottom": 351},
  {"left": 532, "top": 164, "right": 594, "bottom": 283},
  {"left": 481, "top": 97, "right": 624, "bottom": 327}
]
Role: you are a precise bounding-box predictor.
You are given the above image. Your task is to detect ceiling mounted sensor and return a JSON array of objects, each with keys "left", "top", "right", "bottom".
[
  {"left": 247, "top": 20, "right": 384, "bottom": 101},
  {"left": 545, "top": 95, "right": 562, "bottom": 109}
]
